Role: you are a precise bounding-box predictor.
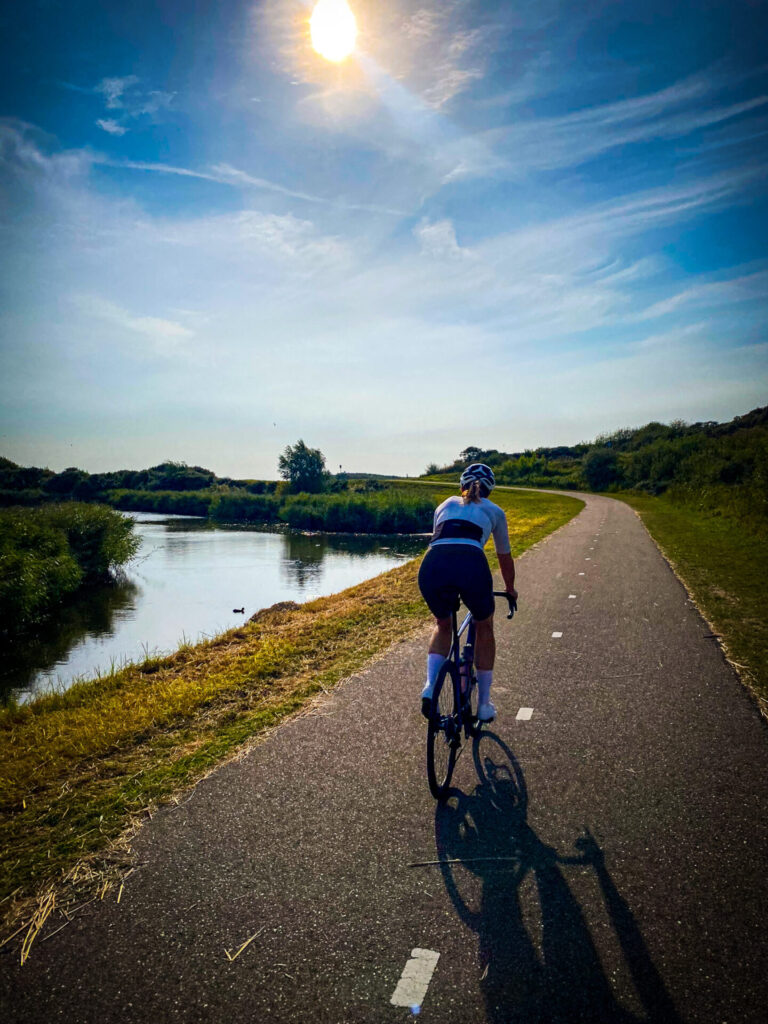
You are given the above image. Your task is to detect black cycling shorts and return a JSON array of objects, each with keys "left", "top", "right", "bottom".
[{"left": 418, "top": 543, "right": 495, "bottom": 621}]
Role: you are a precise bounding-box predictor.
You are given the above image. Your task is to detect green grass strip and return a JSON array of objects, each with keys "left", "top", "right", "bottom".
[
  {"left": 0, "top": 487, "right": 582, "bottom": 929},
  {"left": 615, "top": 492, "right": 768, "bottom": 712}
]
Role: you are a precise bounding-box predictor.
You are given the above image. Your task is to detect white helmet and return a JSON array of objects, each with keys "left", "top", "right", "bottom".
[{"left": 460, "top": 463, "right": 495, "bottom": 493}]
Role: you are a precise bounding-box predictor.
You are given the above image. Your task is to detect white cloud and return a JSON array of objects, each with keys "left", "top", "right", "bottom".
[
  {"left": 89, "top": 156, "right": 403, "bottom": 215},
  {"left": 136, "top": 90, "right": 175, "bottom": 117},
  {"left": 2, "top": 115, "right": 766, "bottom": 476},
  {"left": 96, "top": 119, "right": 128, "bottom": 136},
  {"left": 486, "top": 71, "right": 768, "bottom": 173},
  {"left": 91, "top": 77, "right": 174, "bottom": 136},
  {"left": 396, "top": 6, "right": 487, "bottom": 108},
  {"left": 631, "top": 269, "right": 768, "bottom": 322},
  {"left": 96, "top": 76, "right": 139, "bottom": 109},
  {"left": 413, "top": 217, "right": 466, "bottom": 260},
  {"left": 74, "top": 295, "right": 194, "bottom": 356}
]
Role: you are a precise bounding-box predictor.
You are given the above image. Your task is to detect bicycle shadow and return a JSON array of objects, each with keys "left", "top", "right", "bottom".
[{"left": 434, "top": 732, "right": 681, "bottom": 1024}]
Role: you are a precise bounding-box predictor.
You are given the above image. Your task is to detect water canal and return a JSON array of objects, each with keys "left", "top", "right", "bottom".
[{"left": 2, "top": 512, "right": 428, "bottom": 703}]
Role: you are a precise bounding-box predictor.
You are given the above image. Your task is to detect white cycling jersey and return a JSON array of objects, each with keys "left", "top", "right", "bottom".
[{"left": 430, "top": 495, "right": 511, "bottom": 555}]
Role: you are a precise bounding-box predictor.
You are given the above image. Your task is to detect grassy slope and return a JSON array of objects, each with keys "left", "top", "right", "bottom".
[
  {"left": 615, "top": 493, "right": 768, "bottom": 713},
  {"left": 0, "top": 485, "right": 582, "bottom": 938}
]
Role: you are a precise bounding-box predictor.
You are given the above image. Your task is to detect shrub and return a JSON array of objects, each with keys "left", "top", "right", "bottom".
[
  {"left": 107, "top": 490, "right": 214, "bottom": 516},
  {"left": 583, "top": 448, "right": 622, "bottom": 490},
  {"left": 0, "top": 503, "right": 139, "bottom": 633},
  {"left": 42, "top": 503, "right": 140, "bottom": 579},
  {"left": 211, "top": 493, "right": 281, "bottom": 523},
  {"left": 278, "top": 492, "right": 433, "bottom": 533}
]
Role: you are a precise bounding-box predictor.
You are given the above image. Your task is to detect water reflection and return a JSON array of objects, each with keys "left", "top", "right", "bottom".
[
  {"left": 281, "top": 532, "right": 326, "bottom": 589},
  {"left": 279, "top": 531, "right": 425, "bottom": 591},
  {"left": 1, "top": 578, "right": 139, "bottom": 698},
  {"left": 2, "top": 513, "right": 428, "bottom": 703}
]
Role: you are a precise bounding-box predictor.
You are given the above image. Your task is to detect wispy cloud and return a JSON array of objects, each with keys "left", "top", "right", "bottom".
[
  {"left": 486, "top": 71, "right": 768, "bottom": 173},
  {"left": 393, "top": 3, "right": 489, "bottom": 109},
  {"left": 95, "top": 118, "right": 127, "bottom": 136},
  {"left": 74, "top": 295, "right": 194, "bottom": 356},
  {"left": 88, "top": 76, "right": 175, "bottom": 135},
  {"left": 95, "top": 76, "right": 139, "bottom": 110},
  {"left": 631, "top": 269, "right": 768, "bottom": 322},
  {"left": 92, "top": 155, "right": 403, "bottom": 215},
  {"left": 413, "top": 217, "right": 467, "bottom": 260}
]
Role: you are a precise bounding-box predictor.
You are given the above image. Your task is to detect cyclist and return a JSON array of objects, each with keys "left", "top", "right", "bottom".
[{"left": 418, "top": 464, "right": 518, "bottom": 722}]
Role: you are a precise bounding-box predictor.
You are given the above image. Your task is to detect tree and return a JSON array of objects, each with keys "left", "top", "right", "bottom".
[
  {"left": 583, "top": 448, "right": 621, "bottom": 491},
  {"left": 278, "top": 440, "right": 328, "bottom": 493},
  {"left": 459, "top": 446, "right": 483, "bottom": 463},
  {"left": 43, "top": 467, "right": 89, "bottom": 496}
]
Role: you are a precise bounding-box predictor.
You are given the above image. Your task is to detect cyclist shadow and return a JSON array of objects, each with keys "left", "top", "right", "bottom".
[{"left": 434, "top": 732, "right": 681, "bottom": 1024}]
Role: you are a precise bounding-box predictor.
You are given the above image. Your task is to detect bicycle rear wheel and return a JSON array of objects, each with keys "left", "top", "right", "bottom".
[{"left": 427, "top": 660, "right": 460, "bottom": 800}]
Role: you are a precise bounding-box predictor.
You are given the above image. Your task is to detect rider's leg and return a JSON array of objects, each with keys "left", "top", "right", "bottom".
[
  {"left": 474, "top": 615, "right": 496, "bottom": 713},
  {"left": 422, "top": 616, "right": 452, "bottom": 701},
  {"left": 474, "top": 614, "right": 495, "bottom": 670},
  {"left": 429, "top": 616, "right": 452, "bottom": 657}
]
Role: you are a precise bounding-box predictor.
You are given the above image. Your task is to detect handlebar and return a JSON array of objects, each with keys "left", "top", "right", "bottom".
[{"left": 493, "top": 591, "right": 518, "bottom": 619}]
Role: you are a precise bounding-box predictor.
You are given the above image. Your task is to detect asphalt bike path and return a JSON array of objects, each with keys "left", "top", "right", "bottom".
[{"left": 3, "top": 494, "right": 768, "bottom": 1023}]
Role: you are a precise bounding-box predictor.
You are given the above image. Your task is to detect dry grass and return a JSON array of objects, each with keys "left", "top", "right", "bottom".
[{"left": 0, "top": 485, "right": 582, "bottom": 958}]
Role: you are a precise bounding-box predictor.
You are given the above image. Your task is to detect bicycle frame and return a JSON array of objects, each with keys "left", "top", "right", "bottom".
[
  {"left": 449, "top": 607, "right": 476, "bottom": 669},
  {"left": 426, "top": 591, "right": 516, "bottom": 799},
  {"left": 448, "top": 590, "right": 517, "bottom": 721}
]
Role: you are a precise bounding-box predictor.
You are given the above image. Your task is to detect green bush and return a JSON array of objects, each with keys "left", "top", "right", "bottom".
[
  {"left": 107, "top": 489, "right": 215, "bottom": 516},
  {"left": 42, "top": 503, "right": 140, "bottom": 579},
  {"left": 0, "top": 489, "right": 48, "bottom": 507},
  {"left": 583, "top": 448, "right": 621, "bottom": 490},
  {"left": 0, "top": 503, "right": 139, "bottom": 633},
  {"left": 211, "top": 492, "right": 280, "bottom": 522},
  {"left": 278, "top": 492, "right": 433, "bottom": 533}
]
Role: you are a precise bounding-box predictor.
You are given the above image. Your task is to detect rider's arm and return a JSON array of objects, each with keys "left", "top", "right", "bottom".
[
  {"left": 490, "top": 508, "right": 517, "bottom": 598},
  {"left": 498, "top": 551, "right": 518, "bottom": 599}
]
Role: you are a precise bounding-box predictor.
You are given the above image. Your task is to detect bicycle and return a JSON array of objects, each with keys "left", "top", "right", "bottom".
[{"left": 426, "top": 591, "right": 517, "bottom": 800}]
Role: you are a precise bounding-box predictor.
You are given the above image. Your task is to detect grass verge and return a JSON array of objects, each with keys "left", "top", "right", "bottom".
[
  {"left": 615, "top": 493, "right": 768, "bottom": 715},
  {"left": 0, "top": 486, "right": 582, "bottom": 955}
]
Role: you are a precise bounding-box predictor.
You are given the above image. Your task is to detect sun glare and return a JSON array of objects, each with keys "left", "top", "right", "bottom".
[{"left": 310, "top": 0, "right": 357, "bottom": 63}]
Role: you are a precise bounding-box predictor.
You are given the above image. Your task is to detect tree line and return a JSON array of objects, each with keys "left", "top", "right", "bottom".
[{"left": 425, "top": 406, "right": 768, "bottom": 521}]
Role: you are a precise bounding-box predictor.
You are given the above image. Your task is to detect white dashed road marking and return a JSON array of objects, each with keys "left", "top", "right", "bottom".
[
  {"left": 390, "top": 949, "right": 440, "bottom": 1008},
  {"left": 516, "top": 707, "right": 533, "bottom": 721},
  {"left": 568, "top": 594, "right": 577, "bottom": 599},
  {"left": 578, "top": 572, "right": 585, "bottom": 576},
  {"left": 552, "top": 631, "right": 563, "bottom": 638}
]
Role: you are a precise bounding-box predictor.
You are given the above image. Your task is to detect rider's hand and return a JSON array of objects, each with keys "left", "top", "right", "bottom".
[{"left": 509, "top": 587, "right": 518, "bottom": 602}]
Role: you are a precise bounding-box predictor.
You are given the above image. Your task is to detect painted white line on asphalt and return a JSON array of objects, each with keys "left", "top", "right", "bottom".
[
  {"left": 585, "top": 557, "right": 591, "bottom": 560},
  {"left": 552, "top": 631, "right": 563, "bottom": 638},
  {"left": 568, "top": 594, "right": 577, "bottom": 599},
  {"left": 578, "top": 572, "right": 585, "bottom": 575},
  {"left": 516, "top": 707, "right": 533, "bottom": 721},
  {"left": 390, "top": 949, "right": 440, "bottom": 1008}
]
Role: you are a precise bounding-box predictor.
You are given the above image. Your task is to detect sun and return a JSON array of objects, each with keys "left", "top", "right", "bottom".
[{"left": 310, "top": 0, "right": 357, "bottom": 63}]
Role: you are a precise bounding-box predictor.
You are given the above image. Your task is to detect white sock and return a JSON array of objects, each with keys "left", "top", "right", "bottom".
[
  {"left": 427, "top": 653, "right": 444, "bottom": 687},
  {"left": 477, "top": 669, "right": 493, "bottom": 704}
]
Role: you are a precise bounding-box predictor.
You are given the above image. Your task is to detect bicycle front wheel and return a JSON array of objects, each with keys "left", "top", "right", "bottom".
[{"left": 427, "top": 660, "right": 460, "bottom": 801}]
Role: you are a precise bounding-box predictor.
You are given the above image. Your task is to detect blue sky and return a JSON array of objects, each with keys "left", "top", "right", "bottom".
[{"left": 1, "top": 0, "right": 766, "bottom": 477}]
